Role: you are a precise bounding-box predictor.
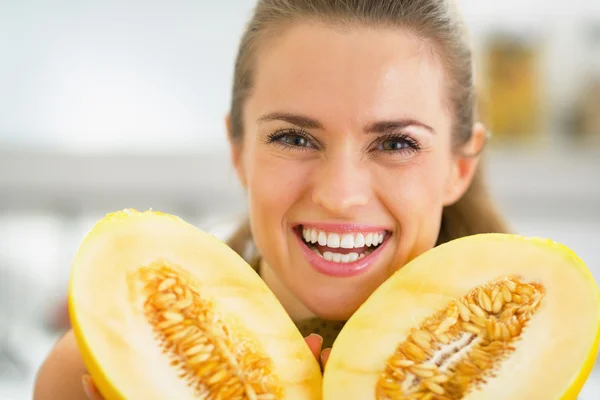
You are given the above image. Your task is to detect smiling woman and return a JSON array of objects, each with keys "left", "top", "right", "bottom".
[
  {"left": 34, "top": 0, "right": 509, "bottom": 399},
  {"left": 225, "top": 4, "right": 507, "bottom": 325}
]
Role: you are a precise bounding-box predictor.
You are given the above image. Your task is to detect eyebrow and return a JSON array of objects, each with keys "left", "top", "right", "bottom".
[
  {"left": 257, "top": 112, "right": 323, "bottom": 129},
  {"left": 257, "top": 112, "right": 435, "bottom": 135},
  {"left": 365, "top": 119, "right": 436, "bottom": 135}
]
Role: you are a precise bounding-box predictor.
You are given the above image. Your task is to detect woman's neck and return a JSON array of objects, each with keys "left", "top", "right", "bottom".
[{"left": 259, "top": 258, "right": 316, "bottom": 322}]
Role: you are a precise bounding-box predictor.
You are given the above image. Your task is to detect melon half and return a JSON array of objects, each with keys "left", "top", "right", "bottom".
[
  {"left": 322, "top": 234, "right": 600, "bottom": 400},
  {"left": 68, "top": 209, "right": 321, "bottom": 400}
]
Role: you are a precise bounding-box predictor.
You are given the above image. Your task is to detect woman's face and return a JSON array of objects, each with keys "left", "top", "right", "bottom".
[{"left": 229, "top": 23, "right": 481, "bottom": 320}]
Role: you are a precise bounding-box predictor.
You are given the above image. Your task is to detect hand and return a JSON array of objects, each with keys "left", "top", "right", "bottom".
[
  {"left": 82, "top": 375, "right": 103, "bottom": 400},
  {"left": 304, "top": 333, "right": 331, "bottom": 367},
  {"left": 82, "top": 334, "right": 331, "bottom": 399}
]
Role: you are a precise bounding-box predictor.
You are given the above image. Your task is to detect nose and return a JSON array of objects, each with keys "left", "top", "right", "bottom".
[{"left": 311, "top": 151, "right": 370, "bottom": 217}]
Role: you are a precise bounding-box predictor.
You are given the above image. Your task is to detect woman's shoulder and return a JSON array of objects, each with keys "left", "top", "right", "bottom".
[{"left": 34, "top": 329, "right": 89, "bottom": 399}]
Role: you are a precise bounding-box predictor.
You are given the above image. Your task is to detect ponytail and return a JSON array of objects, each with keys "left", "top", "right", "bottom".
[{"left": 437, "top": 162, "right": 509, "bottom": 245}]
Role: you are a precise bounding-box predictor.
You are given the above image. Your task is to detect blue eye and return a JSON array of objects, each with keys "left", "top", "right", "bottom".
[
  {"left": 267, "top": 129, "right": 315, "bottom": 150},
  {"left": 381, "top": 138, "right": 410, "bottom": 151},
  {"left": 281, "top": 134, "right": 310, "bottom": 147},
  {"left": 375, "top": 133, "right": 421, "bottom": 154}
]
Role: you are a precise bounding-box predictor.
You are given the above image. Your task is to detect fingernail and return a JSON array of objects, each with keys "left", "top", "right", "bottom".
[
  {"left": 82, "top": 375, "right": 92, "bottom": 398},
  {"left": 321, "top": 348, "right": 331, "bottom": 363},
  {"left": 308, "top": 333, "right": 323, "bottom": 346}
]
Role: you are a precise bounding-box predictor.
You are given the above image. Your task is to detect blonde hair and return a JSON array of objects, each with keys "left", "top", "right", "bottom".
[{"left": 227, "top": 0, "right": 508, "bottom": 257}]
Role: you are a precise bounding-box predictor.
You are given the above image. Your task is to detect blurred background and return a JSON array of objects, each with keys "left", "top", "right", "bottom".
[{"left": 0, "top": 0, "right": 599, "bottom": 398}]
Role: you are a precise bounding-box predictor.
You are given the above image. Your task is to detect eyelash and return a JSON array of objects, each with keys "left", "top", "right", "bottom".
[
  {"left": 266, "top": 128, "right": 315, "bottom": 151},
  {"left": 266, "top": 129, "right": 422, "bottom": 155},
  {"left": 371, "top": 133, "right": 422, "bottom": 155}
]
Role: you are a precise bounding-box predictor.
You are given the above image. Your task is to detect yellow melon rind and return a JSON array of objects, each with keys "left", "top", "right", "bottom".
[
  {"left": 69, "top": 302, "right": 127, "bottom": 400},
  {"left": 322, "top": 233, "right": 600, "bottom": 400},
  {"left": 68, "top": 209, "right": 322, "bottom": 400}
]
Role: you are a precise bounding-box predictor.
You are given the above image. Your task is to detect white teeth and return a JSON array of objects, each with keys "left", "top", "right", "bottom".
[
  {"left": 365, "top": 233, "right": 373, "bottom": 246},
  {"left": 327, "top": 233, "right": 341, "bottom": 248},
  {"left": 372, "top": 234, "right": 380, "bottom": 246},
  {"left": 318, "top": 231, "right": 327, "bottom": 246},
  {"left": 354, "top": 233, "right": 365, "bottom": 248},
  {"left": 302, "top": 227, "right": 386, "bottom": 249},
  {"left": 340, "top": 234, "right": 355, "bottom": 249},
  {"left": 316, "top": 251, "right": 361, "bottom": 263},
  {"left": 358, "top": 253, "right": 365, "bottom": 259},
  {"left": 310, "top": 229, "right": 318, "bottom": 244}
]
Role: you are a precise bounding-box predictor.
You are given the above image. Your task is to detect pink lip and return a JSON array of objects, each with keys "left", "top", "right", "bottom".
[
  {"left": 294, "top": 229, "right": 390, "bottom": 278},
  {"left": 295, "top": 222, "right": 389, "bottom": 234}
]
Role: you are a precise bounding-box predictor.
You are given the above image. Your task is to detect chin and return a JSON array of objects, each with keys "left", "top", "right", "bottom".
[{"left": 299, "top": 284, "right": 375, "bottom": 321}]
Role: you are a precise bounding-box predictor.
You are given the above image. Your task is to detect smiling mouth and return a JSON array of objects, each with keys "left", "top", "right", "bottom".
[{"left": 296, "top": 225, "right": 389, "bottom": 263}]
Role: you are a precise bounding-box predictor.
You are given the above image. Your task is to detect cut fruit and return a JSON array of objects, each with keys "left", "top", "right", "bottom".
[
  {"left": 323, "top": 234, "right": 600, "bottom": 400},
  {"left": 68, "top": 209, "right": 321, "bottom": 400}
]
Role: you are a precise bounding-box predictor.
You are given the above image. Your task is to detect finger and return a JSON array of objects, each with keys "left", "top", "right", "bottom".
[
  {"left": 82, "top": 375, "right": 104, "bottom": 400},
  {"left": 320, "top": 348, "right": 331, "bottom": 367},
  {"left": 304, "top": 334, "right": 323, "bottom": 360}
]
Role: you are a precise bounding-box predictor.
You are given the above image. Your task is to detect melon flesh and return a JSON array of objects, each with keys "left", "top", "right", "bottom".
[
  {"left": 322, "top": 234, "right": 600, "bottom": 400},
  {"left": 68, "top": 209, "right": 321, "bottom": 400}
]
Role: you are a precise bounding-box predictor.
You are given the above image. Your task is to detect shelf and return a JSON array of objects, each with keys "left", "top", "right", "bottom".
[{"left": 0, "top": 147, "right": 598, "bottom": 218}]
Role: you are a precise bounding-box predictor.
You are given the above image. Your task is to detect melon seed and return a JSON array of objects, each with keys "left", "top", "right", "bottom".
[
  {"left": 501, "top": 285, "right": 512, "bottom": 303},
  {"left": 457, "top": 301, "right": 471, "bottom": 322},
  {"left": 491, "top": 286, "right": 500, "bottom": 302},
  {"left": 410, "top": 366, "right": 435, "bottom": 378},
  {"left": 504, "top": 280, "right": 517, "bottom": 292},
  {"left": 375, "top": 277, "right": 545, "bottom": 399},
  {"left": 424, "top": 381, "right": 445, "bottom": 395},
  {"left": 468, "top": 303, "right": 488, "bottom": 319},
  {"left": 137, "top": 263, "right": 284, "bottom": 399},
  {"left": 492, "top": 292, "right": 505, "bottom": 314},
  {"left": 479, "top": 290, "right": 493, "bottom": 313},
  {"left": 393, "top": 359, "right": 415, "bottom": 368}
]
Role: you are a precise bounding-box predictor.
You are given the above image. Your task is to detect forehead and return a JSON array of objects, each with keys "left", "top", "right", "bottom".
[{"left": 247, "top": 22, "right": 450, "bottom": 128}]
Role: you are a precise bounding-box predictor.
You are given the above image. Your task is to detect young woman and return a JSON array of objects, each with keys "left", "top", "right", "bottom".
[{"left": 34, "top": 0, "right": 507, "bottom": 398}]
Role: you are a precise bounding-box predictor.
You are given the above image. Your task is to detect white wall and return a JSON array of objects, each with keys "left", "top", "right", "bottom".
[
  {"left": 1, "top": 0, "right": 599, "bottom": 152},
  {"left": 0, "top": 0, "right": 257, "bottom": 152}
]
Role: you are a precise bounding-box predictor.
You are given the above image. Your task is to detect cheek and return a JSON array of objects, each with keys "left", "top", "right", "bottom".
[
  {"left": 378, "top": 152, "right": 452, "bottom": 226},
  {"left": 245, "top": 148, "right": 311, "bottom": 231}
]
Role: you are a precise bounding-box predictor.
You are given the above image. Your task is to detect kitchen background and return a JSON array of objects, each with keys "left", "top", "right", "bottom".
[{"left": 1, "top": 0, "right": 599, "bottom": 398}]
